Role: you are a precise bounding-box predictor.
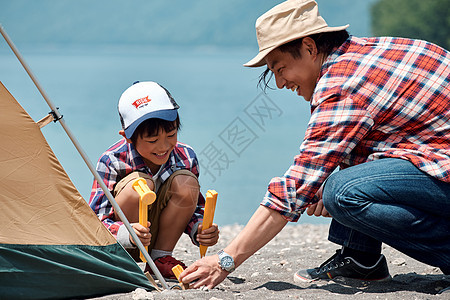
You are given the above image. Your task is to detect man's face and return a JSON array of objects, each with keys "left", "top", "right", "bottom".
[
  {"left": 133, "top": 128, "right": 177, "bottom": 173},
  {"left": 265, "top": 38, "right": 322, "bottom": 102}
]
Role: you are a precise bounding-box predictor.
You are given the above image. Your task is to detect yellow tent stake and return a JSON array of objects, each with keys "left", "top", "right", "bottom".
[
  {"left": 171, "top": 264, "right": 189, "bottom": 290},
  {"left": 200, "top": 190, "right": 218, "bottom": 258},
  {"left": 132, "top": 177, "right": 156, "bottom": 262}
]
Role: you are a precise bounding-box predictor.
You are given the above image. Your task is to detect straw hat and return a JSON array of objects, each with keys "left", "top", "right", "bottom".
[{"left": 244, "top": 0, "right": 349, "bottom": 67}]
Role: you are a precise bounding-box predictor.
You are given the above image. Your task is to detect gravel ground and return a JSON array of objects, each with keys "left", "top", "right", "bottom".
[{"left": 92, "top": 223, "right": 450, "bottom": 300}]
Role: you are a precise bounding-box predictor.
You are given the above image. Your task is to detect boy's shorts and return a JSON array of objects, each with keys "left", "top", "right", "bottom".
[{"left": 113, "top": 169, "right": 198, "bottom": 261}]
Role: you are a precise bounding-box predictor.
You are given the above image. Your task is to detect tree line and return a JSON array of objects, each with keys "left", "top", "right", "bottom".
[{"left": 371, "top": 0, "right": 450, "bottom": 50}]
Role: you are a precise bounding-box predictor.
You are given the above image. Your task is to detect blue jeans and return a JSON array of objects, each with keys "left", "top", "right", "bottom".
[{"left": 323, "top": 158, "right": 450, "bottom": 273}]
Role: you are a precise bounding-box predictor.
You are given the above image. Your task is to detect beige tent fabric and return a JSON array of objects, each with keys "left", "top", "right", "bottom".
[{"left": 0, "top": 82, "right": 116, "bottom": 246}]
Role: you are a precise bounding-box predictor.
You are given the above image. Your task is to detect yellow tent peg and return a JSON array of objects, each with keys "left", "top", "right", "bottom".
[
  {"left": 171, "top": 264, "right": 189, "bottom": 289},
  {"left": 200, "top": 190, "right": 218, "bottom": 258},
  {"left": 132, "top": 177, "right": 156, "bottom": 262}
]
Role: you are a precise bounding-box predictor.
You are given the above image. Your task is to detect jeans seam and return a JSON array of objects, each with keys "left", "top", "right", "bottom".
[
  {"left": 337, "top": 173, "right": 427, "bottom": 197},
  {"left": 334, "top": 180, "right": 398, "bottom": 242}
]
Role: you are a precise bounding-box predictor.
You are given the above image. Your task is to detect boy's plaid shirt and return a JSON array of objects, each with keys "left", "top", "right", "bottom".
[
  {"left": 89, "top": 139, "right": 205, "bottom": 241},
  {"left": 262, "top": 36, "right": 450, "bottom": 222}
]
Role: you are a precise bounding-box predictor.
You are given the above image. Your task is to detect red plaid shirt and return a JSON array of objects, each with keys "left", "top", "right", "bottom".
[{"left": 262, "top": 36, "right": 450, "bottom": 222}]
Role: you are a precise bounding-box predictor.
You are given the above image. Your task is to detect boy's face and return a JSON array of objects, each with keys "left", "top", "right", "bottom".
[{"left": 132, "top": 128, "right": 178, "bottom": 173}]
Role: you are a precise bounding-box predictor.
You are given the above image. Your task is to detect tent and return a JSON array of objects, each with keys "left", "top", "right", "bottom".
[{"left": 0, "top": 82, "right": 156, "bottom": 299}]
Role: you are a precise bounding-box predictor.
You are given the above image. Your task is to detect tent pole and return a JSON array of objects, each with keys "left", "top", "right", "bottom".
[{"left": 0, "top": 24, "right": 169, "bottom": 290}]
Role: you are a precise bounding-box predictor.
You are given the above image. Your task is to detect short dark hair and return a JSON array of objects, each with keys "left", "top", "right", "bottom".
[
  {"left": 130, "top": 115, "right": 181, "bottom": 144},
  {"left": 258, "top": 30, "right": 350, "bottom": 91}
]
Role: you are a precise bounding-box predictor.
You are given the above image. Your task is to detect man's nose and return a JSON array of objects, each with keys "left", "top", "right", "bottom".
[{"left": 274, "top": 74, "right": 285, "bottom": 89}]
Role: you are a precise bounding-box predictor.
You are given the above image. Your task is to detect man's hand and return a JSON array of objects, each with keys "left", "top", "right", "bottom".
[
  {"left": 181, "top": 205, "right": 288, "bottom": 290},
  {"left": 197, "top": 223, "right": 219, "bottom": 246},
  {"left": 306, "top": 185, "right": 331, "bottom": 217},
  {"left": 306, "top": 199, "right": 331, "bottom": 217},
  {"left": 129, "top": 221, "right": 151, "bottom": 246},
  {"left": 179, "top": 255, "right": 228, "bottom": 289}
]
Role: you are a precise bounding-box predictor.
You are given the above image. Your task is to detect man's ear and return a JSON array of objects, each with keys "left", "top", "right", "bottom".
[
  {"left": 119, "top": 130, "right": 133, "bottom": 143},
  {"left": 302, "top": 37, "right": 318, "bottom": 58}
]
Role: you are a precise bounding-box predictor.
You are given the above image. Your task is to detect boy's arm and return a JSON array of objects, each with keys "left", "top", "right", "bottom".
[
  {"left": 90, "top": 183, "right": 137, "bottom": 248},
  {"left": 184, "top": 192, "right": 205, "bottom": 246},
  {"left": 181, "top": 148, "right": 206, "bottom": 245},
  {"left": 89, "top": 155, "right": 136, "bottom": 248}
]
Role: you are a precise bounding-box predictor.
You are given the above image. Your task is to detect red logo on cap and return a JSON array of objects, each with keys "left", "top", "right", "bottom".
[{"left": 132, "top": 96, "right": 151, "bottom": 108}]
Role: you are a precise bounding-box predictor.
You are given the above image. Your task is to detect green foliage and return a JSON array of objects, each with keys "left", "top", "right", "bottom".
[{"left": 371, "top": 0, "right": 450, "bottom": 50}]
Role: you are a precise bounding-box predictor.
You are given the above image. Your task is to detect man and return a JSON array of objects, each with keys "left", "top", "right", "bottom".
[{"left": 180, "top": 0, "right": 450, "bottom": 289}]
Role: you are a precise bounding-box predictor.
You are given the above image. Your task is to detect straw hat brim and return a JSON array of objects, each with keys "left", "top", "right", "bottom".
[{"left": 244, "top": 24, "right": 349, "bottom": 68}]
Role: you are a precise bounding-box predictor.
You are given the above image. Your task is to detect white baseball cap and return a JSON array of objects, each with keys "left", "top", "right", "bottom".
[{"left": 118, "top": 81, "right": 179, "bottom": 139}]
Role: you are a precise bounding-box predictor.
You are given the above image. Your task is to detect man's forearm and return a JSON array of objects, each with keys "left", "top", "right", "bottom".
[{"left": 224, "top": 205, "right": 288, "bottom": 268}]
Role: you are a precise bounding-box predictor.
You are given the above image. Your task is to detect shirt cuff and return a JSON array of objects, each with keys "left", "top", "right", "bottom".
[
  {"left": 117, "top": 224, "right": 135, "bottom": 249},
  {"left": 263, "top": 176, "right": 303, "bottom": 222},
  {"left": 190, "top": 221, "right": 200, "bottom": 247}
]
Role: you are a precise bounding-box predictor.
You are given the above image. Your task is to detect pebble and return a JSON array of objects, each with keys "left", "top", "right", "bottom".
[
  {"left": 392, "top": 258, "right": 406, "bottom": 266},
  {"left": 160, "top": 290, "right": 177, "bottom": 297},
  {"left": 131, "top": 288, "right": 154, "bottom": 300}
]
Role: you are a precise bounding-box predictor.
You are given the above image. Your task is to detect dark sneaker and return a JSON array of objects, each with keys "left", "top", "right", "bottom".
[
  {"left": 294, "top": 250, "right": 391, "bottom": 283},
  {"left": 144, "top": 255, "right": 186, "bottom": 279}
]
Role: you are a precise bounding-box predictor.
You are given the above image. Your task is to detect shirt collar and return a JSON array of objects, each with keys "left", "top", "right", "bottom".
[
  {"left": 127, "top": 142, "right": 147, "bottom": 170},
  {"left": 319, "top": 36, "right": 353, "bottom": 78}
]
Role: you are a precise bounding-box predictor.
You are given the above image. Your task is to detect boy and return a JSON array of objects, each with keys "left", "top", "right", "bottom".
[{"left": 89, "top": 81, "right": 219, "bottom": 279}]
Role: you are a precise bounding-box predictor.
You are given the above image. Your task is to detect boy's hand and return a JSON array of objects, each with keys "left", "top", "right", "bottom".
[
  {"left": 197, "top": 223, "right": 219, "bottom": 246},
  {"left": 129, "top": 221, "right": 151, "bottom": 246}
]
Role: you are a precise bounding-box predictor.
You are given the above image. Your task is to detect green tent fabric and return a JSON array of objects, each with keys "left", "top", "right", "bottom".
[{"left": 0, "top": 82, "right": 155, "bottom": 299}]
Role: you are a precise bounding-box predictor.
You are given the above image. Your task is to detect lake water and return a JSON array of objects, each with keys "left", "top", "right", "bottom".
[{"left": 0, "top": 43, "right": 330, "bottom": 226}]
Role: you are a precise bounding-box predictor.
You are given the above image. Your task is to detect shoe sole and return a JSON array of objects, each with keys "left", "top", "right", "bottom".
[
  {"left": 293, "top": 272, "right": 319, "bottom": 283},
  {"left": 293, "top": 272, "right": 392, "bottom": 284}
]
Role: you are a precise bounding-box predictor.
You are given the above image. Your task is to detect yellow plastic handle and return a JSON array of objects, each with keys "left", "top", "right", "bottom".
[
  {"left": 132, "top": 177, "right": 156, "bottom": 262},
  {"left": 132, "top": 178, "right": 156, "bottom": 206},
  {"left": 199, "top": 190, "right": 218, "bottom": 258},
  {"left": 171, "top": 264, "right": 189, "bottom": 289},
  {"left": 172, "top": 264, "right": 184, "bottom": 280}
]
